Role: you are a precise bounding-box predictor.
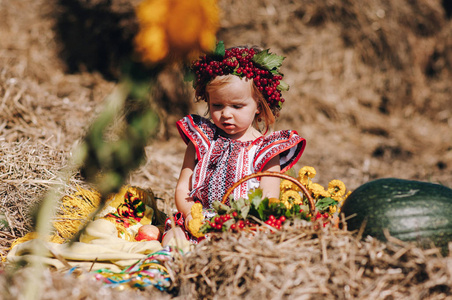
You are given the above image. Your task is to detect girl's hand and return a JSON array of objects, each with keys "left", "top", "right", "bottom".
[
  {"left": 260, "top": 155, "right": 281, "bottom": 198},
  {"left": 184, "top": 212, "right": 193, "bottom": 229},
  {"left": 175, "top": 142, "right": 196, "bottom": 218}
]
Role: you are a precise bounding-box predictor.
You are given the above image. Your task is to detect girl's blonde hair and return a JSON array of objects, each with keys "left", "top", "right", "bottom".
[{"left": 204, "top": 75, "right": 276, "bottom": 133}]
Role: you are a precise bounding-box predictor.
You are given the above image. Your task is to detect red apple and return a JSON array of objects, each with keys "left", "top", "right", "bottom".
[{"left": 135, "top": 224, "right": 161, "bottom": 241}]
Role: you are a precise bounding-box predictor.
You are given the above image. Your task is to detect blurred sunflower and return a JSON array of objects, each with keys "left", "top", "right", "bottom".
[
  {"left": 280, "top": 190, "right": 302, "bottom": 209},
  {"left": 328, "top": 179, "right": 346, "bottom": 197},
  {"left": 280, "top": 179, "right": 295, "bottom": 192},
  {"left": 298, "top": 166, "right": 316, "bottom": 185},
  {"left": 134, "top": 0, "right": 220, "bottom": 65},
  {"left": 308, "top": 182, "right": 330, "bottom": 198}
]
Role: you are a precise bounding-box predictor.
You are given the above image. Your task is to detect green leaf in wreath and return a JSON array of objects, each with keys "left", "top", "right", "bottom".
[
  {"left": 277, "top": 80, "right": 290, "bottom": 91},
  {"left": 252, "top": 49, "right": 285, "bottom": 71},
  {"left": 214, "top": 41, "right": 225, "bottom": 56}
]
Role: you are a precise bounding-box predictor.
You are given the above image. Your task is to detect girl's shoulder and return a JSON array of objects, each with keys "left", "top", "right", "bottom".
[
  {"left": 261, "top": 129, "right": 301, "bottom": 144},
  {"left": 177, "top": 114, "right": 217, "bottom": 145},
  {"left": 180, "top": 114, "right": 214, "bottom": 128},
  {"left": 254, "top": 129, "right": 306, "bottom": 173}
]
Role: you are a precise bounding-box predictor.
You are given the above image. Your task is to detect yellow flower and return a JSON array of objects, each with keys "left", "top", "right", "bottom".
[
  {"left": 134, "top": 0, "right": 220, "bottom": 65},
  {"left": 188, "top": 202, "right": 204, "bottom": 238},
  {"left": 188, "top": 218, "right": 204, "bottom": 238},
  {"left": 280, "top": 179, "right": 294, "bottom": 192},
  {"left": 298, "top": 166, "right": 316, "bottom": 184},
  {"left": 280, "top": 190, "right": 303, "bottom": 209},
  {"left": 331, "top": 195, "right": 343, "bottom": 202},
  {"left": 328, "top": 180, "right": 346, "bottom": 197},
  {"left": 308, "top": 182, "right": 330, "bottom": 198},
  {"left": 329, "top": 205, "right": 337, "bottom": 214},
  {"left": 191, "top": 202, "right": 204, "bottom": 219}
]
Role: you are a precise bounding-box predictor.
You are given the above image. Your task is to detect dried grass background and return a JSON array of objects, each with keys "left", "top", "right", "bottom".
[{"left": 1, "top": 0, "right": 452, "bottom": 298}]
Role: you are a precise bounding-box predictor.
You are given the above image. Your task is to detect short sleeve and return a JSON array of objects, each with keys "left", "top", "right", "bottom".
[
  {"left": 254, "top": 130, "right": 306, "bottom": 173},
  {"left": 176, "top": 114, "right": 217, "bottom": 160}
]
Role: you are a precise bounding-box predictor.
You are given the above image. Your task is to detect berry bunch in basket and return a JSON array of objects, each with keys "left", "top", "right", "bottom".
[
  {"left": 206, "top": 211, "right": 290, "bottom": 233},
  {"left": 196, "top": 189, "right": 310, "bottom": 235},
  {"left": 264, "top": 215, "right": 286, "bottom": 230}
]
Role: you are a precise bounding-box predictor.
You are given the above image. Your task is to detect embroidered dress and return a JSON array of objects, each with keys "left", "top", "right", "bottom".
[{"left": 177, "top": 114, "right": 306, "bottom": 209}]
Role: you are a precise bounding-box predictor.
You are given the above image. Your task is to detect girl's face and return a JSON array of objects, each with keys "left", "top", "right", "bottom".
[{"left": 208, "top": 76, "right": 260, "bottom": 141}]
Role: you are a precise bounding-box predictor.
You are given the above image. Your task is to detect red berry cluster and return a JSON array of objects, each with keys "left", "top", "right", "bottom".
[
  {"left": 191, "top": 47, "right": 285, "bottom": 111},
  {"left": 230, "top": 219, "right": 254, "bottom": 231},
  {"left": 207, "top": 211, "right": 256, "bottom": 232},
  {"left": 312, "top": 212, "right": 330, "bottom": 228},
  {"left": 264, "top": 215, "right": 286, "bottom": 230},
  {"left": 208, "top": 213, "right": 233, "bottom": 231},
  {"left": 205, "top": 211, "right": 289, "bottom": 233}
]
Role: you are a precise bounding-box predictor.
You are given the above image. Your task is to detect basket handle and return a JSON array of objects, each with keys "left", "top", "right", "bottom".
[{"left": 221, "top": 171, "right": 316, "bottom": 213}]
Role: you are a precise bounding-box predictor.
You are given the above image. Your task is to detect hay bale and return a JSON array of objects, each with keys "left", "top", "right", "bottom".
[{"left": 174, "top": 223, "right": 452, "bottom": 299}]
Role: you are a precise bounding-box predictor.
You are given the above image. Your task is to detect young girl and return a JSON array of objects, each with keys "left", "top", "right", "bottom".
[{"left": 162, "top": 45, "right": 306, "bottom": 245}]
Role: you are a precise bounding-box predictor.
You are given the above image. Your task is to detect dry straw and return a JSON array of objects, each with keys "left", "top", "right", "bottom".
[{"left": 173, "top": 222, "right": 452, "bottom": 299}]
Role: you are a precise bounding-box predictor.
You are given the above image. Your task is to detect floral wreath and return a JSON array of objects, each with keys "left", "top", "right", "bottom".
[{"left": 190, "top": 41, "right": 289, "bottom": 114}]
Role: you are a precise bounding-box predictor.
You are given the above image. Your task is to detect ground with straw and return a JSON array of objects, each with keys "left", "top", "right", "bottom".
[{"left": 1, "top": 0, "right": 451, "bottom": 298}]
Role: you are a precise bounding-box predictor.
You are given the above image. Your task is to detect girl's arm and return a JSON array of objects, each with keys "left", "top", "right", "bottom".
[
  {"left": 259, "top": 155, "right": 281, "bottom": 198},
  {"left": 175, "top": 141, "right": 197, "bottom": 221}
]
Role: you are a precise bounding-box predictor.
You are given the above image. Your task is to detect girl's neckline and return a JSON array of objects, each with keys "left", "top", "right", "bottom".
[{"left": 215, "top": 129, "right": 267, "bottom": 145}]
